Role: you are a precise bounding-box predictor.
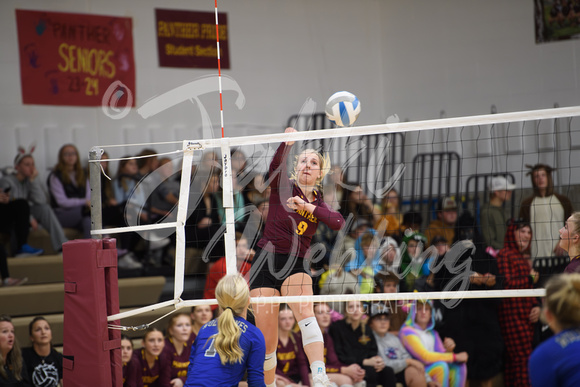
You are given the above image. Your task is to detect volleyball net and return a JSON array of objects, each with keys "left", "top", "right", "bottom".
[{"left": 87, "top": 105, "right": 580, "bottom": 325}]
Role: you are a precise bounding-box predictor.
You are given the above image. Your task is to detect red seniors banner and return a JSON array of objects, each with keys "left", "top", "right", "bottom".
[
  {"left": 155, "top": 8, "right": 230, "bottom": 69},
  {"left": 16, "top": 9, "right": 135, "bottom": 107}
]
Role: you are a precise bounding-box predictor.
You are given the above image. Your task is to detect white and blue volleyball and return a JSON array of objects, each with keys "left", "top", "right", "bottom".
[{"left": 325, "top": 91, "right": 361, "bottom": 127}]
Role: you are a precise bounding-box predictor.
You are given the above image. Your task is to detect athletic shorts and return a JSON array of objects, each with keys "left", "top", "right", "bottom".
[{"left": 249, "top": 246, "right": 310, "bottom": 292}]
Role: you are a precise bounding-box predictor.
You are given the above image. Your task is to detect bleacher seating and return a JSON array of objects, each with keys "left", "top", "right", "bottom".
[{"left": 4, "top": 253, "right": 167, "bottom": 350}]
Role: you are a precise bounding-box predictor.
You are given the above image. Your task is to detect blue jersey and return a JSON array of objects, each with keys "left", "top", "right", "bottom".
[
  {"left": 529, "top": 328, "right": 580, "bottom": 387},
  {"left": 185, "top": 316, "right": 266, "bottom": 387}
]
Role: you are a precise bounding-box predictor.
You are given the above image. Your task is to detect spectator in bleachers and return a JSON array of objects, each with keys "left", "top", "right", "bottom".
[
  {"left": 519, "top": 164, "right": 573, "bottom": 261},
  {"left": 480, "top": 176, "right": 516, "bottom": 255},
  {"left": 497, "top": 219, "right": 540, "bottom": 387},
  {"left": 433, "top": 212, "right": 503, "bottom": 387},
  {"left": 312, "top": 302, "right": 366, "bottom": 386},
  {"left": 318, "top": 219, "right": 360, "bottom": 312},
  {"left": 373, "top": 189, "right": 404, "bottom": 238},
  {"left": 0, "top": 189, "right": 43, "bottom": 257},
  {"left": 0, "top": 314, "right": 31, "bottom": 386},
  {"left": 47, "top": 144, "right": 91, "bottom": 239},
  {"left": 424, "top": 196, "right": 458, "bottom": 247},
  {"left": 189, "top": 305, "right": 213, "bottom": 342},
  {"left": 204, "top": 232, "right": 254, "bottom": 313},
  {"left": 369, "top": 303, "right": 430, "bottom": 387},
  {"left": 322, "top": 165, "right": 345, "bottom": 212},
  {"left": 528, "top": 273, "right": 580, "bottom": 387},
  {"left": 339, "top": 184, "right": 376, "bottom": 226},
  {"left": 399, "top": 231, "right": 428, "bottom": 291},
  {"left": 136, "top": 149, "right": 160, "bottom": 181},
  {"left": 0, "top": 245, "right": 28, "bottom": 286},
  {"left": 22, "top": 317, "right": 62, "bottom": 387},
  {"left": 246, "top": 173, "right": 271, "bottom": 205},
  {"left": 99, "top": 151, "right": 127, "bottom": 234},
  {"left": 112, "top": 157, "right": 144, "bottom": 270},
  {"left": 185, "top": 171, "right": 225, "bottom": 263},
  {"left": 149, "top": 158, "right": 179, "bottom": 223},
  {"left": 231, "top": 148, "right": 256, "bottom": 203},
  {"left": 329, "top": 300, "right": 397, "bottom": 387},
  {"left": 163, "top": 313, "right": 193, "bottom": 387},
  {"left": 394, "top": 211, "right": 423, "bottom": 244},
  {"left": 373, "top": 272, "right": 408, "bottom": 332},
  {"left": 377, "top": 236, "right": 401, "bottom": 276},
  {"left": 132, "top": 327, "right": 170, "bottom": 387},
  {"left": 215, "top": 173, "right": 250, "bottom": 231},
  {"left": 113, "top": 158, "right": 142, "bottom": 210},
  {"left": 0, "top": 151, "right": 67, "bottom": 253},
  {"left": 345, "top": 231, "right": 381, "bottom": 294},
  {"left": 560, "top": 212, "right": 580, "bottom": 273},
  {"left": 121, "top": 334, "right": 142, "bottom": 387},
  {"left": 399, "top": 301, "right": 468, "bottom": 387},
  {"left": 275, "top": 304, "right": 309, "bottom": 386}
]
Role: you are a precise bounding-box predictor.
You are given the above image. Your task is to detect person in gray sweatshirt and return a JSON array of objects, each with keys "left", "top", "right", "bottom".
[
  {"left": 0, "top": 151, "right": 67, "bottom": 253},
  {"left": 368, "top": 303, "right": 434, "bottom": 387}
]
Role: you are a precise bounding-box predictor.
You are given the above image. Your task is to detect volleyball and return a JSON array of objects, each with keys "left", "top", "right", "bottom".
[{"left": 325, "top": 91, "right": 361, "bottom": 127}]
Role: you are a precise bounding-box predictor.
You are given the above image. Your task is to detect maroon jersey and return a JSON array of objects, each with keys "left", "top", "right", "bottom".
[
  {"left": 132, "top": 348, "right": 171, "bottom": 387},
  {"left": 162, "top": 337, "right": 191, "bottom": 383},
  {"left": 276, "top": 332, "right": 309, "bottom": 385},
  {"left": 123, "top": 357, "right": 143, "bottom": 387},
  {"left": 257, "top": 143, "right": 344, "bottom": 258}
]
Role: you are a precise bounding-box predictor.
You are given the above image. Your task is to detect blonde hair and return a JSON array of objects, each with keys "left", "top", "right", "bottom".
[
  {"left": 544, "top": 273, "right": 580, "bottom": 330},
  {"left": 568, "top": 212, "right": 580, "bottom": 240},
  {"left": 291, "top": 149, "right": 331, "bottom": 188},
  {"left": 213, "top": 274, "right": 249, "bottom": 365}
]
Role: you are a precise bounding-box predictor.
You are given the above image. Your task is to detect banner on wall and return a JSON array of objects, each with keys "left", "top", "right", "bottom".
[
  {"left": 155, "top": 8, "right": 230, "bottom": 69},
  {"left": 535, "top": 1, "right": 580, "bottom": 43},
  {"left": 15, "top": 9, "right": 135, "bottom": 107}
]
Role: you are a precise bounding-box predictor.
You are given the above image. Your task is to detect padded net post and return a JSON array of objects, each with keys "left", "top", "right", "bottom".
[{"left": 63, "top": 238, "right": 122, "bottom": 387}]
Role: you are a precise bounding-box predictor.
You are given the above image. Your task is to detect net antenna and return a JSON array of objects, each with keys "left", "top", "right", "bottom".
[{"left": 89, "top": 105, "right": 580, "bottom": 324}]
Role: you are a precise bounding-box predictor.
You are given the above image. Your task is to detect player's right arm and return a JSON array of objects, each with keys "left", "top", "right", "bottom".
[{"left": 246, "top": 329, "right": 267, "bottom": 387}]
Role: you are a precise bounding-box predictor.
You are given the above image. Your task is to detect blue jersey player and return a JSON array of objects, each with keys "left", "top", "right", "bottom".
[{"left": 185, "top": 274, "right": 266, "bottom": 387}]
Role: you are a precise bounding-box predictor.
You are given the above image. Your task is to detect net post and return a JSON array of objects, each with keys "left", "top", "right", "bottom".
[
  {"left": 174, "top": 141, "right": 195, "bottom": 300},
  {"left": 89, "top": 147, "right": 103, "bottom": 238},
  {"left": 220, "top": 140, "right": 237, "bottom": 275}
]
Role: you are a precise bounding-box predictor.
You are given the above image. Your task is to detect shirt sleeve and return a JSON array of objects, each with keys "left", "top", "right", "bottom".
[
  {"left": 29, "top": 179, "right": 49, "bottom": 205},
  {"left": 399, "top": 326, "right": 454, "bottom": 364},
  {"left": 246, "top": 329, "right": 267, "bottom": 387},
  {"left": 49, "top": 174, "right": 87, "bottom": 208},
  {"left": 313, "top": 200, "right": 345, "bottom": 231}
]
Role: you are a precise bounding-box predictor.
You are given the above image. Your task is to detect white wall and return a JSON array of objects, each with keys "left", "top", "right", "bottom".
[{"left": 1, "top": 0, "right": 579, "bottom": 187}]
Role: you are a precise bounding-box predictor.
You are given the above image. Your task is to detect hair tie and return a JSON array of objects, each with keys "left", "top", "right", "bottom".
[{"left": 226, "top": 307, "right": 234, "bottom": 313}]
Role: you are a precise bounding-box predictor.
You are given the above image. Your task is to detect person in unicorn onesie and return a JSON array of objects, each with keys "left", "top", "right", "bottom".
[{"left": 399, "top": 300, "right": 468, "bottom": 387}]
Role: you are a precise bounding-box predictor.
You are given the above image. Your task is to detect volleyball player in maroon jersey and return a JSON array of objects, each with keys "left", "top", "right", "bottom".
[
  {"left": 162, "top": 313, "right": 193, "bottom": 386},
  {"left": 131, "top": 328, "right": 170, "bottom": 387},
  {"left": 249, "top": 127, "right": 345, "bottom": 387}
]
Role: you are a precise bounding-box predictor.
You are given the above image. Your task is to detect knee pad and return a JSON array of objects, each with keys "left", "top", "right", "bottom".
[
  {"left": 264, "top": 351, "right": 277, "bottom": 371},
  {"left": 298, "top": 316, "right": 324, "bottom": 346}
]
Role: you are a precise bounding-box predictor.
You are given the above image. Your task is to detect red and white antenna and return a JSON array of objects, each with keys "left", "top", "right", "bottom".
[{"left": 214, "top": 0, "right": 224, "bottom": 138}]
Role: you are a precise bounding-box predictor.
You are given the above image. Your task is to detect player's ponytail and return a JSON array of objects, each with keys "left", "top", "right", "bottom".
[
  {"left": 214, "top": 274, "right": 249, "bottom": 365},
  {"left": 544, "top": 273, "right": 580, "bottom": 330}
]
